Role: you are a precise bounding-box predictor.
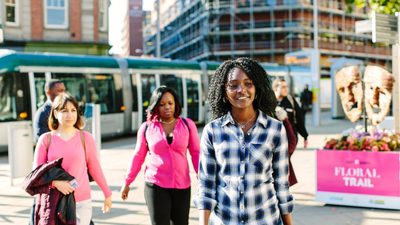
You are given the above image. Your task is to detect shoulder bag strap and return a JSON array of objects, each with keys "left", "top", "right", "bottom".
[
  {"left": 181, "top": 118, "right": 190, "bottom": 135},
  {"left": 79, "top": 131, "right": 88, "bottom": 163},
  {"left": 286, "top": 95, "right": 297, "bottom": 124},
  {"left": 181, "top": 118, "right": 191, "bottom": 149},
  {"left": 46, "top": 132, "right": 51, "bottom": 151},
  {"left": 45, "top": 132, "right": 51, "bottom": 161}
]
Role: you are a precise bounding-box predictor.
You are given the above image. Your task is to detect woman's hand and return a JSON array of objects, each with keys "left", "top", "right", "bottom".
[
  {"left": 102, "top": 196, "right": 112, "bottom": 213},
  {"left": 52, "top": 180, "right": 75, "bottom": 195},
  {"left": 120, "top": 185, "right": 130, "bottom": 201},
  {"left": 282, "top": 213, "right": 293, "bottom": 225}
]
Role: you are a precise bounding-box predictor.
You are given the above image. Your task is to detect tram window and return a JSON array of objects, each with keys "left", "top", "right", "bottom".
[
  {"left": 141, "top": 74, "right": 156, "bottom": 121},
  {"left": 52, "top": 73, "right": 87, "bottom": 104},
  {"left": 0, "top": 73, "right": 31, "bottom": 121},
  {"left": 87, "top": 74, "right": 121, "bottom": 114},
  {"left": 186, "top": 78, "right": 199, "bottom": 121},
  {"left": 130, "top": 74, "right": 138, "bottom": 111},
  {"left": 160, "top": 75, "right": 184, "bottom": 107},
  {"left": 34, "top": 73, "right": 46, "bottom": 109}
]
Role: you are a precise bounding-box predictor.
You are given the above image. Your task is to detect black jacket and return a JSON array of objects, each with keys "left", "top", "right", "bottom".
[
  {"left": 23, "top": 158, "right": 77, "bottom": 225},
  {"left": 278, "top": 96, "right": 308, "bottom": 141}
]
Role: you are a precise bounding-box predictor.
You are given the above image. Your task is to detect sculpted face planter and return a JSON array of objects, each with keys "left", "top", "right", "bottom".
[
  {"left": 364, "top": 66, "right": 394, "bottom": 126},
  {"left": 335, "top": 65, "right": 395, "bottom": 125},
  {"left": 335, "top": 66, "right": 363, "bottom": 123}
]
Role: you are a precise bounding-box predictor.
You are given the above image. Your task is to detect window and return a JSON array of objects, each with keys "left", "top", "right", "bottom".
[
  {"left": 130, "top": 74, "right": 138, "bottom": 111},
  {"left": 0, "top": 73, "right": 31, "bottom": 122},
  {"left": 86, "top": 74, "right": 120, "bottom": 114},
  {"left": 186, "top": 77, "right": 199, "bottom": 121},
  {"left": 141, "top": 74, "right": 156, "bottom": 122},
  {"left": 99, "top": 0, "right": 107, "bottom": 31},
  {"left": 33, "top": 73, "right": 47, "bottom": 109},
  {"left": 5, "top": 0, "right": 18, "bottom": 26},
  {"left": 44, "top": 0, "right": 68, "bottom": 29}
]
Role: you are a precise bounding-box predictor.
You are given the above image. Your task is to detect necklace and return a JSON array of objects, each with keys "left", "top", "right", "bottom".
[
  {"left": 160, "top": 118, "right": 176, "bottom": 125},
  {"left": 235, "top": 113, "right": 257, "bottom": 129}
]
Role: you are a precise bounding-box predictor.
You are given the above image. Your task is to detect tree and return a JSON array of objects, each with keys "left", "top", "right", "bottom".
[{"left": 345, "top": 0, "right": 400, "bottom": 15}]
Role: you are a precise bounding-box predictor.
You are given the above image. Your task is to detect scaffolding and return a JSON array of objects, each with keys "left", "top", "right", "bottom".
[{"left": 143, "top": 0, "right": 391, "bottom": 69}]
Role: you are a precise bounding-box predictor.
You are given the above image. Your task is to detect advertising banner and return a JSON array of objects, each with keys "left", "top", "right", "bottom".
[{"left": 317, "top": 150, "right": 400, "bottom": 197}]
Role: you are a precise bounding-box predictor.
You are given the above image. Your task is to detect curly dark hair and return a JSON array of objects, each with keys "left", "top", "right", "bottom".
[
  {"left": 146, "top": 86, "right": 182, "bottom": 121},
  {"left": 208, "top": 57, "right": 277, "bottom": 120}
]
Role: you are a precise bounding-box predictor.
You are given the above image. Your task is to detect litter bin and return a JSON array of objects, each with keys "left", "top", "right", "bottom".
[{"left": 7, "top": 122, "right": 33, "bottom": 185}]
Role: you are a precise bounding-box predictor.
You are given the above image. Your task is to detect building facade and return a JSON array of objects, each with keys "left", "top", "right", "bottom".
[
  {"left": 143, "top": 0, "right": 391, "bottom": 72},
  {"left": 128, "top": 0, "right": 143, "bottom": 56},
  {"left": 0, "top": 0, "right": 110, "bottom": 55}
]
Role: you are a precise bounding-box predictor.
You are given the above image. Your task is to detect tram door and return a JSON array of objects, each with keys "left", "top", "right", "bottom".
[
  {"left": 141, "top": 74, "right": 156, "bottom": 122},
  {"left": 186, "top": 78, "right": 199, "bottom": 121},
  {"left": 32, "top": 73, "right": 46, "bottom": 109}
]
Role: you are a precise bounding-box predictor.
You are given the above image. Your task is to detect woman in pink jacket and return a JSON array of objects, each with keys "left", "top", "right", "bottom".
[
  {"left": 120, "top": 86, "right": 200, "bottom": 225},
  {"left": 34, "top": 93, "right": 112, "bottom": 225}
]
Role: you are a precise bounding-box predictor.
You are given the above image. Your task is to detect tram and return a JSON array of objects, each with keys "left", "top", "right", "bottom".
[{"left": 0, "top": 50, "right": 310, "bottom": 152}]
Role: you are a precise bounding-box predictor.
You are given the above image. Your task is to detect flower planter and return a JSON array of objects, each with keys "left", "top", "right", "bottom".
[{"left": 316, "top": 149, "right": 400, "bottom": 209}]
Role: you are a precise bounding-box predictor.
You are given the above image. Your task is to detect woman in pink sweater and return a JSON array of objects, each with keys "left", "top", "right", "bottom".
[
  {"left": 120, "top": 86, "right": 200, "bottom": 225},
  {"left": 34, "top": 93, "right": 112, "bottom": 225}
]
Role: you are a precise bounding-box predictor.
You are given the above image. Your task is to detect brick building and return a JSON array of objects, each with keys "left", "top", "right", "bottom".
[{"left": 0, "top": 0, "right": 110, "bottom": 55}]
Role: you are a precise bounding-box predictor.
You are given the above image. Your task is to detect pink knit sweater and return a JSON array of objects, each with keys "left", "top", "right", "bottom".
[{"left": 34, "top": 130, "right": 112, "bottom": 202}]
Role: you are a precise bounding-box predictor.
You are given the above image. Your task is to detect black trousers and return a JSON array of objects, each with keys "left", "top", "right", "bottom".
[{"left": 144, "top": 182, "right": 191, "bottom": 225}]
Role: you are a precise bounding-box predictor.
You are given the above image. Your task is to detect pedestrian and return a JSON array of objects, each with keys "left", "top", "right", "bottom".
[
  {"left": 33, "top": 93, "right": 112, "bottom": 225},
  {"left": 33, "top": 79, "right": 66, "bottom": 141},
  {"left": 300, "top": 84, "right": 312, "bottom": 113},
  {"left": 196, "top": 58, "right": 294, "bottom": 225},
  {"left": 273, "top": 78, "right": 308, "bottom": 148},
  {"left": 120, "top": 86, "right": 200, "bottom": 225},
  {"left": 275, "top": 106, "right": 298, "bottom": 186},
  {"left": 30, "top": 79, "right": 65, "bottom": 225}
]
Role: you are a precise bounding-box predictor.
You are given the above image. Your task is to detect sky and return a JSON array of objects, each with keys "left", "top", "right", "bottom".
[{"left": 109, "top": 0, "right": 154, "bottom": 54}]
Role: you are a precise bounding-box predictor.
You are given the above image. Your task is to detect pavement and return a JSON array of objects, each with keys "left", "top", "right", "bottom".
[{"left": 1, "top": 110, "right": 400, "bottom": 225}]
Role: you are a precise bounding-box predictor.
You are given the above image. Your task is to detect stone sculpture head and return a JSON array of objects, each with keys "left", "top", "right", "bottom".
[
  {"left": 335, "top": 65, "right": 363, "bottom": 123},
  {"left": 364, "top": 65, "right": 394, "bottom": 125}
]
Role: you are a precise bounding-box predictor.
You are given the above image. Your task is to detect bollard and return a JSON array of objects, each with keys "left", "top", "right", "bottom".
[
  {"left": 7, "top": 122, "right": 33, "bottom": 186},
  {"left": 92, "top": 104, "right": 101, "bottom": 159}
]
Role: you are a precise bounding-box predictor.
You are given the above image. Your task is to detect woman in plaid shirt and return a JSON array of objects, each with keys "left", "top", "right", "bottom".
[{"left": 196, "top": 58, "right": 294, "bottom": 225}]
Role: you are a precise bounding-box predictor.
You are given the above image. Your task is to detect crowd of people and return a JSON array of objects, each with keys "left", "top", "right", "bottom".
[{"left": 26, "top": 57, "right": 310, "bottom": 225}]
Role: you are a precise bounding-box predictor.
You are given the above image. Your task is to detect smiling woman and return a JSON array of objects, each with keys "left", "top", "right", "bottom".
[{"left": 197, "top": 58, "right": 295, "bottom": 225}]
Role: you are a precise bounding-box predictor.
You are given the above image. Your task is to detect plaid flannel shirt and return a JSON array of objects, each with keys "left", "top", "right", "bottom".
[{"left": 196, "top": 111, "right": 294, "bottom": 225}]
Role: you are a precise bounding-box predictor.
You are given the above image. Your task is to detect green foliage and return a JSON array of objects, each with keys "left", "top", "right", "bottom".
[{"left": 346, "top": 0, "right": 400, "bottom": 15}]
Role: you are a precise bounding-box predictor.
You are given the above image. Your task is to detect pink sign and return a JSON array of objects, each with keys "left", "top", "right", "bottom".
[{"left": 317, "top": 150, "right": 400, "bottom": 197}]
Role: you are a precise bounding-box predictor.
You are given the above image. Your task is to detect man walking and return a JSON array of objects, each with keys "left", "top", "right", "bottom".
[
  {"left": 33, "top": 79, "right": 65, "bottom": 141},
  {"left": 273, "top": 78, "right": 308, "bottom": 148},
  {"left": 300, "top": 84, "right": 312, "bottom": 114},
  {"left": 273, "top": 78, "right": 308, "bottom": 186}
]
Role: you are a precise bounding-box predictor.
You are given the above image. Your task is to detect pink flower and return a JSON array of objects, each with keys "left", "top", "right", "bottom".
[
  {"left": 324, "top": 129, "right": 400, "bottom": 151},
  {"left": 381, "top": 143, "right": 390, "bottom": 151},
  {"left": 371, "top": 146, "right": 379, "bottom": 152},
  {"left": 346, "top": 136, "right": 355, "bottom": 145}
]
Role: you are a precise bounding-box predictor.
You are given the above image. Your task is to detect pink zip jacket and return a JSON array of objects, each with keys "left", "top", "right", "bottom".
[
  {"left": 124, "top": 117, "right": 200, "bottom": 189},
  {"left": 34, "top": 131, "right": 112, "bottom": 202}
]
